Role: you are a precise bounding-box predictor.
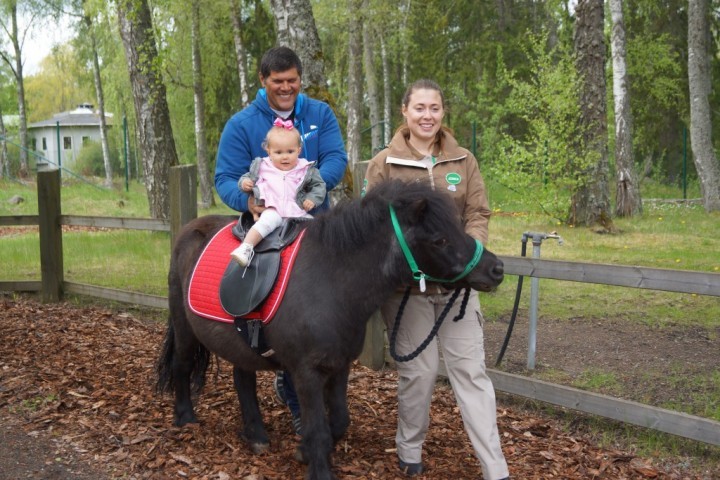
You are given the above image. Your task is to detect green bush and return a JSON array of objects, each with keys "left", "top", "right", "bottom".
[{"left": 74, "top": 138, "right": 122, "bottom": 177}]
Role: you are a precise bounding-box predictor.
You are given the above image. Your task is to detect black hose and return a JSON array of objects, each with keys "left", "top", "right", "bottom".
[{"left": 494, "top": 237, "right": 527, "bottom": 367}]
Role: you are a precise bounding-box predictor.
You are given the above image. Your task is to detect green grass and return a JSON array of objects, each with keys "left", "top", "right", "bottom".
[
  {"left": 10, "top": 394, "right": 59, "bottom": 416},
  {"left": 574, "top": 369, "right": 622, "bottom": 395},
  {"left": 63, "top": 230, "right": 172, "bottom": 295},
  {"left": 1, "top": 177, "right": 235, "bottom": 296},
  {"left": 0, "top": 177, "right": 237, "bottom": 218}
]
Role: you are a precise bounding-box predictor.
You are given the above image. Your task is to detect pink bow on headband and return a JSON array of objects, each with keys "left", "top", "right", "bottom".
[{"left": 273, "top": 118, "right": 294, "bottom": 130}]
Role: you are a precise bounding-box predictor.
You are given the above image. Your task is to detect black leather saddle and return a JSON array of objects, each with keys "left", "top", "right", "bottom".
[{"left": 219, "top": 211, "right": 309, "bottom": 318}]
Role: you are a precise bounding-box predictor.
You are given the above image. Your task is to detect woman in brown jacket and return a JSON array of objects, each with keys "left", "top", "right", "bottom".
[{"left": 363, "top": 79, "right": 510, "bottom": 480}]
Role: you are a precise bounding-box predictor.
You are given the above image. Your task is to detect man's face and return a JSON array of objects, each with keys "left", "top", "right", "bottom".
[{"left": 260, "top": 68, "right": 301, "bottom": 112}]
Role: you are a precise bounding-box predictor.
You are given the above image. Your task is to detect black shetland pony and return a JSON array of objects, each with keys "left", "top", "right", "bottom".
[{"left": 157, "top": 179, "right": 504, "bottom": 480}]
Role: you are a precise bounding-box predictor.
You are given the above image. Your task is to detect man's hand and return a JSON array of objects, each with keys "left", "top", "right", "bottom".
[{"left": 247, "top": 195, "right": 265, "bottom": 221}]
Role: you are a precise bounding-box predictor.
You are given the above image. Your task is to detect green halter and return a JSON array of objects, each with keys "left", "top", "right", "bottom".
[{"left": 389, "top": 205, "right": 484, "bottom": 292}]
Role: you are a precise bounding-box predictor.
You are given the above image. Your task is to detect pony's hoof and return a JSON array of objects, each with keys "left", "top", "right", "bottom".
[
  {"left": 239, "top": 432, "right": 270, "bottom": 454},
  {"left": 294, "top": 446, "right": 308, "bottom": 464},
  {"left": 249, "top": 441, "right": 270, "bottom": 454},
  {"left": 173, "top": 414, "right": 199, "bottom": 427}
]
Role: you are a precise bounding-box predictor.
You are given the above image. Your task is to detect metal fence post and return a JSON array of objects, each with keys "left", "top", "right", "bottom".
[{"left": 524, "top": 232, "right": 563, "bottom": 370}]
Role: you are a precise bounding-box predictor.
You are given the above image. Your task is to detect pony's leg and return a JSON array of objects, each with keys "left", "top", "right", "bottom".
[
  {"left": 170, "top": 320, "right": 203, "bottom": 426},
  {"left": 293, "top": 369, "right": 337, "bottom": 480},
  {"left": 232, "top": 367, "right": 270, "bottom": 454},
  {"left": 165, "top": 279, "right": 205, "bottom": 426},
  {"left": 325, "top": 366, "right": 350, "bottom": 445}
]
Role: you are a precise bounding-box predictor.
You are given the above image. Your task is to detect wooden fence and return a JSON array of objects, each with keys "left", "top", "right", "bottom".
[{"left": 2, "top": 165, "right": 720, "bottom": 448}]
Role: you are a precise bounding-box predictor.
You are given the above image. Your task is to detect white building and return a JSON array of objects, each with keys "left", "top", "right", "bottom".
[{"left": 28, "top": 103, "right": 113, "bottom": 171}]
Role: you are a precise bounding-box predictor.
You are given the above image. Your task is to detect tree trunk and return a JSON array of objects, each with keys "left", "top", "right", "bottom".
[
  {"left": 570, "top": 0, "right": 614, "bottom": 230},
  {"left": 3, "top": 3, "right": 29, "bottom": 178},
  {"left": 362, "top": 5, "right": 381, "bottom": 154},
  {"left": 400, "top": 0, "right": 411, "bottom": 86},
  {"left": 192, "top": 0, "right": 215, "bottom": 208},
  {"left": 269, "top": 0, "right": 327, "bottom": 95},
  {"left": 346, "top": 0, "right": 363, "bottom": 168},
  {"left": 0, "top": 105, "right": 9, "bottom": 178},
  {"left": 85, "top": 15, "right": 113, "bottom": 188},
  {"left": 380, "top": 33, "right": 392, "bottom": 147},
  {"left": 609, "top": 0, "right": 641, "bottom": 217},
  {"left": 230, "top": 0, "right": 251, "bottom": 107},
  {"left": 688, "top": 0, "right": 720, "bottom": 211},
  {"left": 117, "top": 0, "right": 179, "bottom": 219}
]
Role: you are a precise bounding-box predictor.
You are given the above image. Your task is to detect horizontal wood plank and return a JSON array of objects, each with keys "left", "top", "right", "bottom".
[
  {"left": 61, "top": 215, "right": 171, "bottom": 232},
  {"left": 487, "top": 369, "right": 720, "bottom": 446},
  {"left": 500, "top": 256, "right": 720, "bottom": 296},
  {"left": 0, "top": 215, "right": 39, "bottom": 226},
  {"left": 0, "top": 281, "right": 41, "bottom": 292},
  {"left": 64, "top": 282, "right": 167, "bottom": 309}
]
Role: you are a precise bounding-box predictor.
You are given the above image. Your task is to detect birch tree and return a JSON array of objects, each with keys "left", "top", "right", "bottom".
[
  {"left": 688, "top": 0, "right": 720, "bottom": 211},
  {"left": 609, "top": 0, "right": 641, "bottom": 216},
  {"left": 116, "top": 0, "right": 179, "bottom": 219},
  {"left": 269, "top": 0, "right": 328, "bottom": 97},
  {"left": 191, "top": 0, "right": 214, "bottom": 207},
  {"left": 78, "top": 3, "right": 113, "bottom": 187},
  {"left": 380, "top": 33, "right": 391, "bottom": 147},
  {"left": 0, "top": 0, "right": 30, "bottom": 177},
  {"left": 570, "top": 0, "right": 614, "bottom": 230},
  {"left": 362, "top": 2, "right": 381, "bottom": 153},
  {"left": 346, "top": 0, "right": 362, "bottom": 168},
  {"left": 0, "top": 103, "right": 9, "bottom": 178},
  {"left": 230, "top": 0, "right": 250, "bottom": 107}
]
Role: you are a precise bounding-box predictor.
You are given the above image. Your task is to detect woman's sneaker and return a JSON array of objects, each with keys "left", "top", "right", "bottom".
[{"left": 231, "top": 242, "right": 254, "bottom": 266}]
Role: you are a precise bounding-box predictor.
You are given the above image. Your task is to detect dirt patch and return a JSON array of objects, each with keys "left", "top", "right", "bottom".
[
  {"left": 483, "top": 315, "right": 720, "bottom": 407},
  {"left": 0, "top": 294, "right": 717, "bottom": 479}
]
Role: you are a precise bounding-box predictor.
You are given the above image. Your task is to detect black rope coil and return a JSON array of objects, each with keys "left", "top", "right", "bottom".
[{"left": 389, "top": 287, "right": 471, "bottom": 363}]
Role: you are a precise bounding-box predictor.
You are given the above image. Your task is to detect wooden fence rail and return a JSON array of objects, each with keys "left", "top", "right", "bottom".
[{"left": 2, "top": 165, "right": 720, "bottom": 448}]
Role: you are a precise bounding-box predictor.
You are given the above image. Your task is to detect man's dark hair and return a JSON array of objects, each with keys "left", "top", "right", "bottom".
[{"left": 260, "top": 46, "right": 303, "bottom": 78}]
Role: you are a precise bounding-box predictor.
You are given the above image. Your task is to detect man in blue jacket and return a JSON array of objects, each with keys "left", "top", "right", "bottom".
[
  {"left": 215, "top": 46, "right": 347, "bottom": 216},
  {"left": 215, "top": 46, "right": 347, "bottom": 436}
]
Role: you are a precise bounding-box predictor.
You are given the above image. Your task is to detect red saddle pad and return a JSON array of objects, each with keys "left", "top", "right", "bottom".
[{"left": 188, "top": 222, "right": 305, "bottom": 323}]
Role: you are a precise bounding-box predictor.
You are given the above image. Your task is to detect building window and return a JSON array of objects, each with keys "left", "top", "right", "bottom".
[
  {"left": 30, "top": 138, "right": 37, "bottom": 150},
  {"left": 63, "top": 137, "right": 71, "bottom": 149},
  {"left": 42, "top": 138, "right": 47, "bottom": 150},
  {"left": 82, "top": 136, "right": 90, "bottom": 146}
]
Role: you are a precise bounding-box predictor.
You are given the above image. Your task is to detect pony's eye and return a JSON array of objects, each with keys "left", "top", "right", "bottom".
[{"left": 433, "top": 238, "right": 448, "bottom": 248}]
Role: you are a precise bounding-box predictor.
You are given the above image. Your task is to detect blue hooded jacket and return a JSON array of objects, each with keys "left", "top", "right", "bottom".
[{"left": 215, "top": 89, "right": 348, "bottom": 212}]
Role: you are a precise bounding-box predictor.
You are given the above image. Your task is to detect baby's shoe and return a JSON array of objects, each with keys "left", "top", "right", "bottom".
[{"left": 231, "top": 243, "right": 254, "bottom": 266}]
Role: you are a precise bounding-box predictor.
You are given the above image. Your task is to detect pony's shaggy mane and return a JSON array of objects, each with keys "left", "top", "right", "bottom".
[{"left": 304, "top": 180, "right": 457, "bottom": 253}]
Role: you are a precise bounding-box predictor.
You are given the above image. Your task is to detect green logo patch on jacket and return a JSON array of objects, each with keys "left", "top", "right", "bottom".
[{"left": 445, "top": 172, "right": 461, "bottom": 185}]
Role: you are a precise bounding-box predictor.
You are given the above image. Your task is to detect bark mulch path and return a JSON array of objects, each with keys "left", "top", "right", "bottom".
[{"left": 0, "top": 295, "right": 708, "bottom": 479}]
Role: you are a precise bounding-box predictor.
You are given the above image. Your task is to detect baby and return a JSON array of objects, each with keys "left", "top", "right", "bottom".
[{"left": 230, "top": 119, "right": 326, "bottom": 266}]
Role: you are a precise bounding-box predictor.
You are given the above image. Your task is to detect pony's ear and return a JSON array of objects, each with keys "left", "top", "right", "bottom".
[{"left": 406, "top": 198, "right": 429, "bottom": 224}]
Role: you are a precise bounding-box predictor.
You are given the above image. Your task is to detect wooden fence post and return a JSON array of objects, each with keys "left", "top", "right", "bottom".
[
  {"left": 354, "top": 161, "right": 386, "bottom": 370},
  {"left": 170, "top": 165, "right": 198, "bottom": 247},
  {"left": 37, "top": 169, "right": 63, "bottom": 302}
]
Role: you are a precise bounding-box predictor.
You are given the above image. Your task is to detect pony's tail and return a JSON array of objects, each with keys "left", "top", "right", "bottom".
[{"left": 155, "top": 313, "right": 212, "bottom": 395}]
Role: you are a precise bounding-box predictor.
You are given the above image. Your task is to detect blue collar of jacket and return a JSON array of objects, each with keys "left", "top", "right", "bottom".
[{"left": 256, "top": 88, "right": 306, "bottom": 121}]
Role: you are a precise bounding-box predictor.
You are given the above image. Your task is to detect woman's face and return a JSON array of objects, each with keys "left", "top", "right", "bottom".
[{"left": 402, "top": 88, "right": 444, "bottom": 145}]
